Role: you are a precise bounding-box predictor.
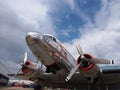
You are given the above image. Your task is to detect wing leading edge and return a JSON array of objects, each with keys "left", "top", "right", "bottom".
[{"left": 99, "top": 65, "right": 120, "bottom": 84}]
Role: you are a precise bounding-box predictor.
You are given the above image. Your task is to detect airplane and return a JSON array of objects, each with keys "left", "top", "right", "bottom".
[{"left": 8, "top": 32, "right": 120, "bottom": 90}]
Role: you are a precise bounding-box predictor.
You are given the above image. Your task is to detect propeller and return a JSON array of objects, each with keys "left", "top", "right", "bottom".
[
  {"left": 65, "top": 43, "right": 113, "bottom": 81},
  {"left": 66, "top": 43, "right": 84, "bottom": 81},
  {"left": 75, "top": 43, "right": 113, "bottom": 64},
  {"left": 11, "top": 52, "right": 28, "bottom": 79}
]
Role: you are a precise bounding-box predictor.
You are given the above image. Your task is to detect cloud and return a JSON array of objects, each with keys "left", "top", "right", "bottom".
[
  {"left": 60, "top": 25, "right": 76, "bottom": 37},
  {"left": 1, "top": 0, "right": 57, "bottom": 34},
  {"left": 65, "top": 0, "right": 75, "bottom": 10},
  {"left": 63, "top": 0, "right": 120, "bottom": 64},
  {"left": 0, "top": 0, "right": 58, "bottom": 73}
]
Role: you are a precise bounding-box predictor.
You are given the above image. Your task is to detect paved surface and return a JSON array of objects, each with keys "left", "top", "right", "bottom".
[
  {"left": 0, "top": 87, "right": 34, "bottom": 90},
  {"left": 0, "top": 86, "right": 66, "bottom": 90}
]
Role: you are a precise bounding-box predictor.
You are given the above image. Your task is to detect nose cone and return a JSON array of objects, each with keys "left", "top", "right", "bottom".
[
  {"left": 26, "top": 32, "right": 38, "bottom": 38},
  {"left": 26, "top": 32, "right": 39, "bottom": 45}
]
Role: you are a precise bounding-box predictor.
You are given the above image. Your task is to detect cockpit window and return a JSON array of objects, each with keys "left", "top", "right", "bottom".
[
  {"left": 43, "top": 35, "right": 57, "bottom": 42},
  {"left": 51, "top": 37, "right": 56, "bottom": 42},
  {"left": 43, "top": 34, "right": 61, "bottom": 52}
]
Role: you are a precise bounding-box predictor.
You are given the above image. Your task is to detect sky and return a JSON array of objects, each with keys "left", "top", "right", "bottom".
[{"left": 0, "top": 0, "right": 120, "bottom": 74}]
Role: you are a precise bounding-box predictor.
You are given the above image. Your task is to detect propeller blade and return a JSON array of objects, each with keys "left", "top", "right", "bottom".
[
  {"left": 11, "top": 69, "right": 21, "bottom": 79},
  {"left": 90, "top": 58, "right": 114, "bottom": 64},
  {"left": 24, "top": 52, "right": 28, "bottom": 64},
  {"left": 66, "top": 63, "right": 81, "bottom": 81},
  {"left": 66, "top": 43, "right": 85, "bottom": 81},
  {"left": 76, "top": 43, "right": 84, "bottom": 56}
]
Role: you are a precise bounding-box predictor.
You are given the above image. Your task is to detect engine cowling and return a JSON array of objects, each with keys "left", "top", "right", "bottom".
[
  {"left": 21, "top": 61, "right": 33, "bottom": 74},
  {"left": 76, "top": 54, "right": 94, "bottom": 71},
  {"left": 21, "top": 60, "right": 47, "bottom": 81}
]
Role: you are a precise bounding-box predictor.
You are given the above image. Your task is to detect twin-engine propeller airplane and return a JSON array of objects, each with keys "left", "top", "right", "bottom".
[{"left": 8, "top": 32, "right": 120, "bottom": 90}]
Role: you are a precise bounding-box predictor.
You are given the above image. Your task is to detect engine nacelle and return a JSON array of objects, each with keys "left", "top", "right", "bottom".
[
  {"left": 21, "top": 61, "right": 46, "bottom": 80},
  {"left": 21, "top": 61, "right": 37, "bottom": 74},
  {"left": 76, "top": 54, "right": 94, "bottom": 71}
]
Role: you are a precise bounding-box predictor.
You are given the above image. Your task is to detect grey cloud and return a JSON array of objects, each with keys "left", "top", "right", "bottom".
[
  {"left": 0, "top": 0, "right": 59, "bottom": 73},
  {"left": 0, "top": 2, "right": 37, "bottom": 73}
]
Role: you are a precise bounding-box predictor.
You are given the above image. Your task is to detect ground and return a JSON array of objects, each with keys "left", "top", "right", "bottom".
[{"left": 0, "top": 87, "right": 34, "bottom": 90}]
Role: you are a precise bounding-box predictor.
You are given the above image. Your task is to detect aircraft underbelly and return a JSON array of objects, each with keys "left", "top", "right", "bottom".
[{"left": 29, "top": 43, "right": 54, "bottom": 65}]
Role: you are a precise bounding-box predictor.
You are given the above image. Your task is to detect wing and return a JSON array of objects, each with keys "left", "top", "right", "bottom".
[{"left": 100, "top": 65, "right": 120, "bottom": 84}]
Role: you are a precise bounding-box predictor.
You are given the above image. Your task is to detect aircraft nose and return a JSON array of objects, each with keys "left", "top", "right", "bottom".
[
  {"left": 26, "top": 32, "right": 43, "bottom": 45},
  {"left": 26, "top": 32, "right": 38, "bottom": 38},
  {"left": 26, "top": 32, "right": 39, "bottom": 44}
]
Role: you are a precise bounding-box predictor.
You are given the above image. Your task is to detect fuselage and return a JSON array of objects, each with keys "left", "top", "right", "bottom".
[{"left": 26, "top": 32, "right": 76, "bottom": 73}]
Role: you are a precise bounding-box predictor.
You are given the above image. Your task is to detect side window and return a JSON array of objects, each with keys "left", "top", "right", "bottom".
[
  {"left": 43, "top": 36, "right": 50, "bottom": 43},
  {"left": 43, "top": 35, "right": 61, "bottom": 52},
  {"left": 53, "top": 37, "right": 56, "bottom": 42},
  {"left": 43, "top": 36, "right": 46, "bottom": 41},
  {"left": 56, "top": 44, "right": 61, "bottom": 52},
  {"left": 62, "top": 50, "right": 67, "bottom": 58}
]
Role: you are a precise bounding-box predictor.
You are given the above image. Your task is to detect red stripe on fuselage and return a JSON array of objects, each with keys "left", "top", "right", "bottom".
[
  {"left": 59, "top": 43, "right": 76, "bottom": 62},
  {"left": 47, "top": 42, "right": 68, "bottom": 62}
]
